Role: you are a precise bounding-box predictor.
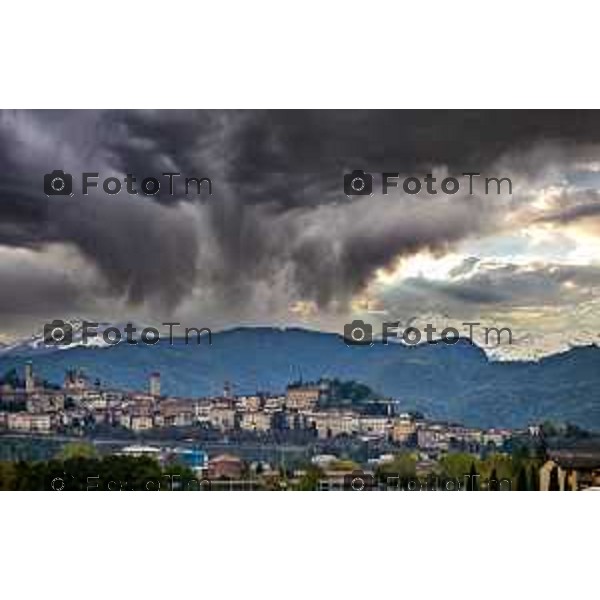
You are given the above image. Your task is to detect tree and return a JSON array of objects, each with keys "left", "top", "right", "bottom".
[
  {"left": 330, "top": 459, "right": 360, "bottom": 472},
  {"left": 56, "top": 442, "right": 98, "bottom": 461},
  {"left": 0, "top": 455, "right": 196, "bottom": 491},
  {"left": 517, "top": 466, "right": 529, "bottom": 491},
  {"left": 529, "top": 464, "right": 540, "bottom": 491},
  {"left": 375, "top": 453, "right": 417, "bottom": 487},
  {"left": 295, "top": 465, "right": 324, "bottom": 491},
  {"left": 488, "top": 467, "right": 499, "bottom": 491},
  {"left": 481, "top": 453, "right": 515, "bottom": 489},
  {"left": 548, "top": 466, "right": 560, "bottom": 491},
  {"left": 467, "top": 462, "right": 479, "bottom": 491},
  {"left": 560, "top": 422, "right": 588, "bottom": 439},
  {"left": 438, "top": 453, "right": 476, "bottom": 480},
  {"left": 1, "top": 367, "right": 20, "bottom": 388},
  {"left": 0, "top": 462, "right": 17, "bottom": 490},
  {"left": 540, "top": 421, "right": 558, "bottom": 438}
]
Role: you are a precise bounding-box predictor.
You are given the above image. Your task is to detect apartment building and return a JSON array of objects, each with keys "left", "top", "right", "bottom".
[
  {"left": 26, "top": 392, "right": 65, "bottom": 413},
  {"left": 240, "top": 410, "right": 272, "bottom": 432},
  {"left": 81, "top": 390, "right": 107, "bottom": 410},
  {"left": 208, "top": 406, "right": 237, "bottom": 431},
  {"left": 156, "top": 399, "right": 194, "bottom": 427},
  {"left": 391, "top": 418, "right": 417, "bottom": 444},
  {"left": 238, "top": 395, "right": 263, "bottom": 411},
  {"left": 307, "top": 411, "right": 360, "bottom": 439},
  {"left": 358, "top": 415, "right": 392, "bottom": 437},
  {"left": 286, "top": 384, "right": 322, "bottom": 411},
  {"left": 7, "top": 412, "right": 53, "bottom": 433}
]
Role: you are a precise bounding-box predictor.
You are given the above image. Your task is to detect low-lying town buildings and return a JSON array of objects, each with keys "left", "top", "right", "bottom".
[{"left": 0, "top": 363, "right": 514, "bottom": 454}]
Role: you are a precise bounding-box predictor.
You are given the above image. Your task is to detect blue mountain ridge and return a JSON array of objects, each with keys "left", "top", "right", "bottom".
[{"left": 1, "top": 327, "right": 599, "bottom": 430}]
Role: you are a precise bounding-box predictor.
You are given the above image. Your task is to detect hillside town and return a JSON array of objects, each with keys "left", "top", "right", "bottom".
[
  {"left": 0, "top": 362, "right": 514, "bottom": 448},
  {"left": 0, "top": 362, "right": 599, "bottom": 490}
]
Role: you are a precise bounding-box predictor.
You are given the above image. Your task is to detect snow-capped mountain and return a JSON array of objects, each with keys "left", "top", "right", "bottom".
[
  {"left": 0, "top": 318, "right": 140, "bottom": 355},
  {"left": 0, "top": 326, "right": 599, "bottom": 429}
]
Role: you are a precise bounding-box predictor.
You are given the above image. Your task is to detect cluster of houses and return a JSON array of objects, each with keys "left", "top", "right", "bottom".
[
  {"left": 0, "top": 363, "right": 514, "bottom": 454},
  {"left": 2, "top": 363, "right": 600, "bottom": 490}
]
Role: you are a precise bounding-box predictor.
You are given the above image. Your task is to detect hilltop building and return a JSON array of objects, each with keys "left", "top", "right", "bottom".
[
  {"left": 149, "top": 372, "right": 161, "bottom": 398},
  {"left": 286, "top": 380, "right": 329, "bottom": 411},
  {"left": 64, "top": 369, "right": 88, "bottom": 393},
  {"left": 24, "top": 362, "right": 35, "bottom": 394}
]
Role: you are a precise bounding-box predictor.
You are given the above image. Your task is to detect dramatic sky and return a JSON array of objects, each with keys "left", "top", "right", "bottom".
[{"left": 1, "top": 109, "right": 600, "bottom": 358}]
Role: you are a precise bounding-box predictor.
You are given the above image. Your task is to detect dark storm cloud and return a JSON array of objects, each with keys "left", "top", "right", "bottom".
[
  {"left": 0, "top": 259, "right": 85, "bottom": 315},
  {"left": 220, "top": 110, "right": 600, "bottom": 176},
  {"left": 2, "top": 109, "right": 600, "bottom": 329},
  {"left": 284, "top": 193, "right": 492, "bottom": 309},
  {"left": 0, "top": 110, "right": 201, "bottom": 311},
  {"left": 95, "top": 110, "right": 600, "bottom": 203}
]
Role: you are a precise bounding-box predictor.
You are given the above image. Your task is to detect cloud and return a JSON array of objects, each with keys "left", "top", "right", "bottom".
[
  {"left": 369, "top": 259, "right": 600, "bottom": 358},
  {"left": 0, "top": 111, "right": 201, "bottom": 312},
  {"left": 1, "top": 109, "right": 600, "bottom": 350}
]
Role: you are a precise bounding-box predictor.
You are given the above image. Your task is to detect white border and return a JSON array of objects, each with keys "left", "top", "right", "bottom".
[
  {"left": 2, "top": 2, "right": 600, "bottom": 596},
  {"left": 0, "top": 492, "right": 598, "bottom": 599},
  {"left": 2, "top": 1, "right": 599, "bottom": 108}
]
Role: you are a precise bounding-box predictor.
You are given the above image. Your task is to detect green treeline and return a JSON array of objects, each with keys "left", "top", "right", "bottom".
[{"left": 0, "top": 453, "right": 196, "bottom": 491}]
